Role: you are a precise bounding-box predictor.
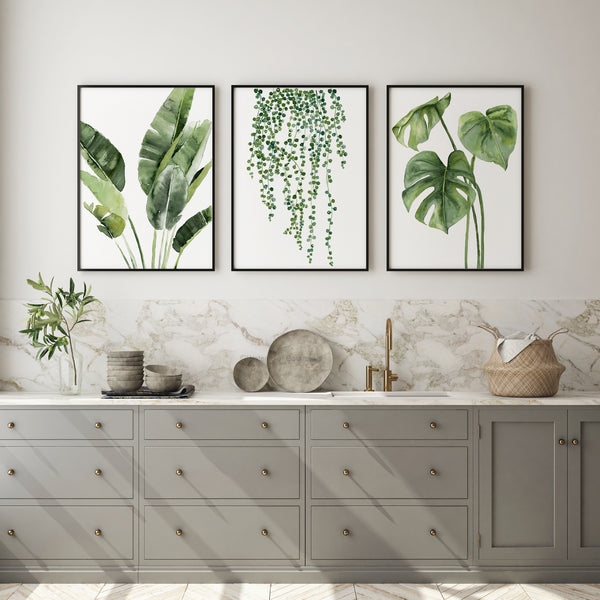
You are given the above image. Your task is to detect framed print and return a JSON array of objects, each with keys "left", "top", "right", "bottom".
[
  {"left": 387, "top": 85, "right": 523, "bottom": 271},
  {"left": 78, "top": 85, "right": 214, "bottom": 270},
  {"left": 232, "top": 85, "right": 368, "bottom": 271}
]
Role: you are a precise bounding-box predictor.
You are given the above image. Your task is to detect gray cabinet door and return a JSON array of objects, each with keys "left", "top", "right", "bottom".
[
  {"left": 144, "top": 446, "right": 300, "bottom": 499},
  {"left": 144, "top": 505, "right": 300, "bottom": 561},
  {"left": 0, "top": 505, "right": 133, "bottom": 560},
  {"left": 0, "top": 446, "right": 133, "bottom": 499},
  {"left": 310, "top": 409, "right": 468, "bottom": 440},
  {"left": 0, "top": 409, "right": 133, "bottom": 440},
  {"left": 311, "top": 446, "right": 467, "bottom": 499},
  {"left": 311, "top": 505, "right": 467, "bottom": 561},
  {"left": 145, "top": 409, "right": 300, "bottom": 440},
  {"left": 568, "top": 409, "right": 600, "bottom": 561},
  {"left": 478, "top": 409, "right": 567, "bottom": 560}
]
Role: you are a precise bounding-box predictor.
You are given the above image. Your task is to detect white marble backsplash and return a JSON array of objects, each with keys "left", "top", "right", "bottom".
[{"left": 1, "top": 299, "right": 599, "bottom": 393}]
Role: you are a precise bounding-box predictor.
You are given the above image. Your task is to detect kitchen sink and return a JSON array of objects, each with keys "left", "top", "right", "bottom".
[{"left": 330, "top": 391, "right": 449, "bottom": 397}]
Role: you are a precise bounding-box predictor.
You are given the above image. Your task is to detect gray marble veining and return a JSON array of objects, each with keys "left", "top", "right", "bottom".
[{"left": 1, "top": 299, "right": 599, "bottom": 393}]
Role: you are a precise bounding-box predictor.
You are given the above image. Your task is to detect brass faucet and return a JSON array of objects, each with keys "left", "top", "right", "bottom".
[{"left": 383, "top": 318, "right": 398, "bottom": 392}]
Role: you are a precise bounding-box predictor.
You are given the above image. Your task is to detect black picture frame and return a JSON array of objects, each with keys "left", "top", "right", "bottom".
[
  {"left": 231, "top": 84, "right": 369, "bottom": 271},
  {"left": 77, "top": 84, "right": 216, "bottom": 271},
  {"left": 386, "top": 84, "right": 524, "bottom": 272}
]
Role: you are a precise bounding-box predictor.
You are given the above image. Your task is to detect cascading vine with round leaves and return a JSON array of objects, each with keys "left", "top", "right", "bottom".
[{"left": 247, "top": 87, "right": 347, "bottom": 267}]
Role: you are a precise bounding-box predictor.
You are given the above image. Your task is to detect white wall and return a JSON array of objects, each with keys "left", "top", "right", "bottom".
[{"left": 1, "top": 0, "right": 599, "bottom": 301}]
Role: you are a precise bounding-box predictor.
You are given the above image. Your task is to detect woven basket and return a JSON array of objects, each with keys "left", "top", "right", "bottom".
[{"left": 479, "top": 325, "right": 567, "bottom": 397}]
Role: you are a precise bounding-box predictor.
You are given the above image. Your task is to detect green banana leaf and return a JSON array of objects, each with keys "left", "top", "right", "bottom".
[
  {"left": 146, "top": 164, "right": 188, "bottom": 230},
  {"left": 138, "top": 88, "right": 195, "bottom": 195},
  {"left": 80, "top": 171, "right": 128, "bottom": 220},
  {"left": 402, "top": 150, "right": 476, "bottom": 233},
  {"left": 84, "top": 202, "right": 126, "bottom": 238},
  {"left": 172, "top": 206, "right": 213, "bottom": 253},
  {"left": 458, "top": 105, "right": 517, "bottom": 170},
  {"left": 80, "top": 122, "right": 125, "bottom": 191},
  {"left": 172, "top": 119, "right": 212, "bottom": 185},
  {"left": 392, "top": 93, "right": 451, "bottom": 151},
  {"left": 187, "top": 160, "right": 212, "bottom": 202}
]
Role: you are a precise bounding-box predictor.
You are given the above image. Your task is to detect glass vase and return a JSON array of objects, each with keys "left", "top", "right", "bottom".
[{"left": 58, "top": 346, "right": 83, "bottom": 395}]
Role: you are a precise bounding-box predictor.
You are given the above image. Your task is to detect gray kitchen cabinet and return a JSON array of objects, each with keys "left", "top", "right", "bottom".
[
  {"left": 0, "top": 401, "right": 599, "bottom": 583},
  {"left": 568, "top": 409, "right": 600, "bottom": 561},
  {"left": 478, "top": 409, "right": 568, "bottom": 561}
]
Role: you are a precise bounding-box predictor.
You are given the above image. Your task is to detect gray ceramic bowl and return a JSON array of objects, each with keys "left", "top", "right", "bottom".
[
  {"left": 108, "top": 373, "right": 144, "bottom": 383},
  {"left": 145, "top": 375, "right": 182, "bottom": 393},
  {"left": 145, "top": 364, "right": 182, "bottom": 377},
  {"left": 107, "top": 358, "right": 144, "bottom": 365},
  {"left": 106, "top": 366, "right": 144, "bottom": 375},
  {"left": 107, "top": 350, "right": 144, "bottom": 358},
  {"left": 107, "top": 379, "right": 143, "bottom": 392}
]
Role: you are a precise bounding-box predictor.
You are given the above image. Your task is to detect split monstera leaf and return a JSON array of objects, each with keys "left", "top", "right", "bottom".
[
  {"left": 392, "top": 92, "right": 518, "bottom": 268},
  {"left": 80, "top": 88, "right": 213, "bottom": 269}
]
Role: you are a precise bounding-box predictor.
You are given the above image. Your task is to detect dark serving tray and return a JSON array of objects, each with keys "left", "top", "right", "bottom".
[{"left": 101, "top": 385, "right": 195, "bottom": 399}]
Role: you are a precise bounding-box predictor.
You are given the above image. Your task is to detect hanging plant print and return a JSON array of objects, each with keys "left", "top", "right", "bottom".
[
  {"left": 78, "top": 86, "right": 214, "bottom": 270},
  {"left": 387, "top": 86, "right": 523, "bottom": 271},
  {"left": 232, "top": 85, "right": 368, "bottom": 271}
]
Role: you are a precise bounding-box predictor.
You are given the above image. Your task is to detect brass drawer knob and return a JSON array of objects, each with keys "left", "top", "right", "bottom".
[
  {"left": 7, "top": 469, "right": 14, "bottom": 476},
  {"left": 176, "top": 468, "right": 183, "bottom": 476},
  {"left": 94, "top": 422, "right": 102, "bottom": 429},
  {"left": 176, "top": 529, "right": 183, "bottom": 536},
  {"left": 94, "top": 529, "right": 102, "bottom": 536},
  {"left": 429, "top": 528, "right": 437, "bottom": 536},
  {"left": 342, "top": 529, "right": 350, "bottom": 536},
  {"left": 7, "top": 529, "right": 14, "bottom": 536},
  {"left": 572, "top": 438, "right": 579, "bottom": 446},
  {"left": 342, "top": 468, "right": 350, "bottom": 476},
  {"left": 429, "top": 468, "right": 437, "bottom": 476},
  {"left": 261, "top": 468, "right": 269, "bottom": 476},
  {"left": 261, "top": 422, "right": 269, "bottom": 429},
  {"left": 558, "top": 439, "right": 566, "bottom": 445},
  {"left": 95, "top": 469, "right": 102, "bottom": 476},
  {"left": 261, "top": 529, "right": 269, "bottom": 536},
  {"left": 342, "top": 422, "right": 350, "bottom": 430},
  {"left": 429, "top": 422, "right": 437, "bottom": 429},
  {"left": 7, "top": 422, "right": 14, "bottom": 429},
  {"left": 175, "top": 422, "right": 183, "bottom": 429}
]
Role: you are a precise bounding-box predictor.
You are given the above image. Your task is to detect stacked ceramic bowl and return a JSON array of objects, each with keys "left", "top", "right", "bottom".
[
  {"left": 145, "top": 365, "right": 182, "bottom": 393},
  {"left": 107, "top": 350, "right": 144, "bottom": 392}
]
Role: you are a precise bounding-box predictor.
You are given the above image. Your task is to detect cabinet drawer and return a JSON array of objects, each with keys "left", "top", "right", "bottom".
[
  {"left": 0, "top": 506, "right": 133, "bottom": 560},
  {"left": 0, "top": 409, "right": 133, "bottom": 440},
  {"left": 310, "top": 409, "right": 468, "bottom": 440},
  {"left": 311, "top": 446, "right": 467, "bottom": 499},
  {"left": 145, "top": 446, "right": 300, "bottom": 499},
  {"left": 144, "top": 506, "right": 300, "bottom": 561},
  {"left": 311, "top": 505, "right": 467, "bottom": 561},
  {"left": 0, "top": 446, "right": 133, "bottom": 499},
  {"left": 145, "top": 409, "right": 300, "bottom": 440}
]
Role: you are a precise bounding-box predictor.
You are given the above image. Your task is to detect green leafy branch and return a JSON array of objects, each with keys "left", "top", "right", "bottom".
[
  {"left": 392, "top": 93, "right": 517, "bottom": 269},
  {"left": 19, "top": 274, "right": 100, "bottom": 385},
  {"left": 80, "top": 88, "right": 213, "bottom": 270},
  {"left": 247, "top": 88, "right": 347, "bottom": 267}
]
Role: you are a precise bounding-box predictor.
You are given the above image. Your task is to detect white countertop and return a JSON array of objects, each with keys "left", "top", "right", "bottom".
[{"left": 0, "top": 391, "right": 598, "bottom": 406}]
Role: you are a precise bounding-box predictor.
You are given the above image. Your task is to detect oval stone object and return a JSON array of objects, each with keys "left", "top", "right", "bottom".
[
  {"left": 267, "top": 329, "right": 333, "bottom": 393},
  {"left": 233, "top": 357, "right": 269, "bottom": 392}
]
